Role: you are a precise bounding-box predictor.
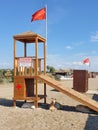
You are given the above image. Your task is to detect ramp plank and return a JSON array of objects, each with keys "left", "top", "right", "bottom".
[{"left": 37, "top": 75, "right": 98, "bottom": 112}]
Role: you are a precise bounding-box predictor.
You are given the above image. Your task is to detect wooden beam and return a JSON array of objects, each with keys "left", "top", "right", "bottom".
[
  {"left": 14, "top": 39, "right": 16, "bottom": 76},
  {"left": 35, "top": 79, "right": 38, "bottom": 108},
  {"left": 35, "top": 37, "right": 38, "bottom": 75},
  {"left": 24, "top": 43, "right": 27, "bottom": 57},
  {"left": 44, "top": 83, "right": 46, "bottom": 104},
  {"left": 37, "top": 75, "right": 98, "bottom": 112}
]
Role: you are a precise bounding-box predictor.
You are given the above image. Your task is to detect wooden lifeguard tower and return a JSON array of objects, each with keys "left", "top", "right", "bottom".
[{"left": 13, "top": 31, "right": 46, "bottom": 108}]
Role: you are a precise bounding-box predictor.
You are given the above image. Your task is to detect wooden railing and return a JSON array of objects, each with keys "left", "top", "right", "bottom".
[{"left": 14, "top": 57, "right": 43, "bottom": 76}]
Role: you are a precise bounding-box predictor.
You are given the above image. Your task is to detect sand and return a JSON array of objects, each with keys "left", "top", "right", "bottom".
[{"left": 0, "top": 78, "right": 98, "bottom": 130}]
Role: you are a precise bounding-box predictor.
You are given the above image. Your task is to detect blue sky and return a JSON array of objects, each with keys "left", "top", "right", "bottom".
[{"left": 0, "top": 0, "right": 98, "bottom": 72}]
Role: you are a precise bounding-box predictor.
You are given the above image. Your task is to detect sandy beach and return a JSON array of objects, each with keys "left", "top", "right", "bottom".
[{"left": 0, "top": 77, "right": 98, "bottom": 130}]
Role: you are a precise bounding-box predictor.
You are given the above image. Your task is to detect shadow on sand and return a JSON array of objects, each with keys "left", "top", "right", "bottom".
[
  {"left": 0, "top": 98, "right": 23, "bottom": 107},
  {"left": 84, "top": 94, "right": 98, "bottom": 130},
  {"left": 0, "top": 98, "right": 87, "bottom": 113},
  {"left": 38, "top": 103, "right": 76, "bottom": 112},
  {"left": 0, "top": 96, "right": 98, "bottom": 115},
  {"left": 38, "top": 102, "right": 98, "bottom": 115}
]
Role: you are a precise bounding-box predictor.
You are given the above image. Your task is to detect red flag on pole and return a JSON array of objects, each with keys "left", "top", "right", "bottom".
[
  {"left": 83, "top": 58, "right": 90, "bottom": 66},
  {"left": 31, "top": 7, "right": 46, "bottom": 22}
]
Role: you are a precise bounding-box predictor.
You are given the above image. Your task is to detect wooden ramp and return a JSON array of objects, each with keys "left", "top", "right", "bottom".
[{"left": 37, "top": 75, "right": 98, "bottom": 112}]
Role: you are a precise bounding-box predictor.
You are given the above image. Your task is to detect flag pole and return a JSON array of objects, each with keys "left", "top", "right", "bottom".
[{"left": 45, "top": 5, "right": 47, "bottom": 45}]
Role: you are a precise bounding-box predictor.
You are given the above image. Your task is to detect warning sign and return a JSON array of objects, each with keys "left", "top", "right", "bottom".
[{"left": 19, "top": 58, "right": 32, "bottom": 67}]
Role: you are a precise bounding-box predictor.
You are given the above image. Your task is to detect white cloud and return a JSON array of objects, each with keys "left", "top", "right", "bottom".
[
  {"left": 65, "top": 46, "right": 73, "bottom": 50},
  {"left": 47, "top": 54, "right": 98, "bottom": 72},
  {"left": 47, "top": 54, "right": 61, "bottom": 68},
  {"left": 74, "top": 52, "right": 87, "bottom": 57},
  {"left": 91, "top": 31, "right": 98, "bottom": 42},
  {"left": 47, "top": 54, "right": 83, "bottom": 69},
  {"left": 0, "top": 62, "right": 13, "bottom": 69},
  {"left": 73, "top": 61, "right": 83, "bottom": 66}
]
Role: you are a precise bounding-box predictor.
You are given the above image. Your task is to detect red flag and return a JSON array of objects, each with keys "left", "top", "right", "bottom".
[
  {"left": 31, "top": 7, "right": 46, "bottom": 22},
  {"left": 83, "top": 58, "right": 90, "bottom": 66}
]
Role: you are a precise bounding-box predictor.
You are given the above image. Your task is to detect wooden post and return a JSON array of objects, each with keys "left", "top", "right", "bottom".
[
  {"left": 14, "top": 39, "right": 16, "bottom": 76},
  {"left": 44, "top": 83, "right": 46, "bottom": 104},
  {"left": 23, "top": 43, "right": 26, "bottom": 76},
  {"left": 35, "top": 79, "right": 38, "bottom": 108},
  {"left": 24, "top": 43, "right": 27, "bottom": 57},
  {"left": 35, "top": 37, "right": 38, "bottom": 108},
  {"left": 13, "top": 39, "right": 17, "bottom": 107},
  {"left": 38, "top": 59, "right": 41, "bottom": 74},
  {"left": 35, "top": 37, "right": 38, "bottom": 75},
  {"left": 33, "top": 59, "right": 36, "bottom": 75},
  {"left": 13, "top": 100, "right": 16, "bottom": 107}
]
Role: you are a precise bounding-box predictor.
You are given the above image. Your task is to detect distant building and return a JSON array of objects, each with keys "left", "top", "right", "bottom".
[
  {"left": 54, "top": 68, "right": 73, "bottom": 76},
  {"left": 88, "top": 72, "right": 96, "bottom": 78},
  {"left": 53, "top": 68, "right": 73, "bottom": 80}
]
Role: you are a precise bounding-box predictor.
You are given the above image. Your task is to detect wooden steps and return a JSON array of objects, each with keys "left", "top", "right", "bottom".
[{"left": 37, "top": 75, "right": 98, "bottom": 112}]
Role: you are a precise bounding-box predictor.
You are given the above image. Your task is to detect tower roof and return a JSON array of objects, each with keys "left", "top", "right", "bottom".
[{"left": 13, "top": 31, "right": 46, "bottom": 43}]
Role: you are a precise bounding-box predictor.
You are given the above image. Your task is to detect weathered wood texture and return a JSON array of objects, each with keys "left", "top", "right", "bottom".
[
  {"left": 38, "top": 75, "right": 98, "bottom": 112},
  {"left": 13, "top": 31, "right": 46, "bottom": 108},
  {"left": 73, "top": 70, "right": 88, "bottom": 92}
]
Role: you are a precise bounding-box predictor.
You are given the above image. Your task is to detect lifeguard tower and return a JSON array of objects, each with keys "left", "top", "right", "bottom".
[{"left": 13, "top": 31, "right": 46, "bottom": 108}]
